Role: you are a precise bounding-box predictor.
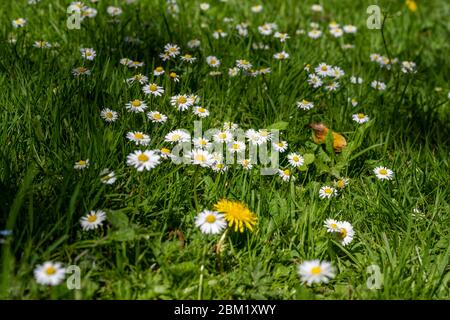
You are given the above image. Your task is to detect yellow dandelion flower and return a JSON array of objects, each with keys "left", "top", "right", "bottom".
[
  {"left": 214, "top": 199, "right": 257, "bottom": 233},
  {"left": 406, "top": 0, "right": 417, "bottom": 12}
]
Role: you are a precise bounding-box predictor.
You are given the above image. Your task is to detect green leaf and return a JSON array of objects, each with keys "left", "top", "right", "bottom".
[
  {"left": 303, "top": 153, "right": 315, "bottom": 165},
  {"left": 109, "top": 228, "right": 136, "bottom": 241},
  {"left": 267, "top": 121, "right": 289, "bottom": 130},
  {"left": 108, "top": 211, "right": 129, "bottom": 228}
]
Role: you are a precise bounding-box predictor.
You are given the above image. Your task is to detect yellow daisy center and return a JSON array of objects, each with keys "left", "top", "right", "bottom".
[
  {"left": 134, "top": 133, "right": 144, "bottom": 139},
  {"left": 205, "top": 214, "right": 216, "bottom": 223},
  {"left": 161, "top": 148, "right": 170, "bottom": 154},
  {"left": 311, "top": 266, "right": 322, "bottom": 275},
  {"left": 184, "top": 54, "right": 192, "bottom": 59},
  {"left": 87, "top": 215, "right": 97, "bottom": 223},
  {"left": 195, "top": 154, "right": 206, "bottom": 162},
  {"left": 132, "top": 100, "right": 141, "bottom": 107},
  {"left": 77, "top": 160, "right": 86, "bottom": 166},
  {"left": 45, "top": 266, "right": 56, "bottom": 275},
  {"left": 357, "top": 113, "right": 366, "bottom": 119},
  {"left": 155, "top": 67, "right": 163, "bottom": 72},
  {"left": 324, "top": 188, "right": 332, "bottom": 194},
  {"left": 105, "top": 112, "right": 113, "bottom": 119},
  {"left": 198, "top": 107, "right": 206, "bottom": 113},
  {"left": 172, "top": 134, "right": 181, "bottom": 141},
  {"left": 293, "top": 156, "right": 299, "bottom": 162},
  {"left": 379, "top": 169, "right": 388, "bottom": 175},
  {"left": 153, "top": 113, "right": 161, "bottom": 119},
  {"left": 177, "top": 96, "right": 187, "bottom": 104},
  {"left": 138, "top": 154, "right": 149, "bottom": 162},
  {"left": 283, "top": 169, "right": 290, "bottom": 175},
  {"left": 170, "top": 72, "right": 177, "bottom": 78},
  {"left": 149, "top": 84, "right": 158, "bottom": 91}
]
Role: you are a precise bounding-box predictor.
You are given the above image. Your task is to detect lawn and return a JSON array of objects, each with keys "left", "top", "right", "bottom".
[{"left": 0, "top": 0, "right": 449, "bottom": 300}]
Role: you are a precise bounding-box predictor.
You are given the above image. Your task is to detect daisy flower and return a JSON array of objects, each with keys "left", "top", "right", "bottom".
[
  {"left": 336, "top": 221, "right": 354, "bottom": 246},
  {"left": 223, "top": 122, "right": 239, "bottom": 131},
  {"left": 350, "top": 98, "right": 358, "bottom": 107},
  {"left": 240, "top": 158, "right": 253, "bottom": 170},
  {"left": 159, "top": 147, "right": 173, "bottom": 159},
  {"left": 165, "top": 130, "right": 191, "bottom": 143},
  {"left": 80, "top": 48, "right": 96, "bottom": 60},
  {"left": 193, "top": 106, "right": 210, "bottom": 118},
  {"left": 34, "top": 262, "right": 66, "bottom": 286},
  {"left": 125, "top": 99, "right": 147, "bottom": 113},
  {"left": 74, "top": 159, "right": 89, "bottom": 170},
  {"left": 199, "top": 3, "right": 210, "bottom": 11},
  {"left": 164, "top": 43, "right": 180, "bottom": 57},
  {"left": 330, "top": 67, "right": 345, "bottom": 79},
  {"left": 325, "top": 82, "right": 340, "bottom": 91},
  {"left": 373, "top": 166, "right": 394, "bottom": 180},
  {"left": 324, "top": 219, "right": 340, "bottom": 233},
  {"left": 107, "top": 6, "right": 122, "bottom": 16},
  {"left": 273, "top": 51, "right": 289, "bottom": 60},
  {"left": 371, "top": 80, "right": 386, "bottom": 91},
  {"left": 274, "top": 32, "right": 290, "bottom": 42},
  {"left": 298, "top": 260, "right": 335, "bottom": 286},
  {"left": 251, "top": 5, "right": 263, "bottom": 13},
  {"left": 319, "top": 186, "right": 337, "bottom": 199},
  {"left": 100, "top": 108, "right": 118, "bottom": 122},
  {"left": 352, "top": 113, "right": 369, "bottom": 124},
  {"left": 246, "top": 129, "right": 263, "bottom": 145},
  {"left": 187, "top": 39, "right": 201, "bottom": 48},
  {"left": 120, "top": 58, "right": 132, "bottom": 66},
  {"left": 212, "top": 29, "right": 228, "bottom": 39},
  {"left": 258, "top": 23, "right": 276, "bottom": 36},
  {"left": 307, "top": 74, "right": 323, "bottom": 88},
  {"left": 206, "top": 56, "right": 221, "bottom": 68},
  {"left": 126, "top": 150, "right": 161, "bottom": 171},
  {"left": 236, "top": 59, "right": 252, "bottom": 70},
  {"left": 296, "top": 99, "right": 314, "bottom": 110},
  {"left": 193, "top": 137, "right": 212, "bottom": 149},
  {"left": 228, "top": 67, "right": 240, "bottom": 77},
  {"left": 350, "top": 76, "right": 363, "bottom": 84},
  {"left": 311, "top": 4, "right": 323, "bottom": 12},
  {"left": 181, "top": 53, "right": 196, "bottom": 63},
  {"left": 169, "top": 71, "right": 180, "bottom": 82},
  {"left": 278, "top": 168, "right": 294, "bottom": 182},
  {"left": 170, "top": 94, "right": 193, "bottom": 111},
  {"left": 147, "top": 111, "right": 167, "bottom": 123},
  {"left": 12, "top": 18, "right": 27, "bottom": 28},
  {"left": 213, "top": 130, "right": 233, "bottom": 143},
  {"left": 72, "top": 66, "right": 91, "bottom": 77},
  {"left": 273, "top": 141, "right": 288, "bottom": 152},
  {"left": 214, "top": 199, "right": 257, "bottom": 233},
  {"left": 308, "top": 29, "right": 322, "bottom": 39},
  {"left": 401, "top": 61, "right": 417, "bottom": 73},
  {"left": 128, "top": 60, "right": 144, "bottom": 68},
  {"left": 343, "top": 25, "right": 357, "bottom": 34},
  {"left": 211, "top": 162, "right": 228, "bottom": 173},
  {"left": 33, "top": 40, "right": 51, "bottom": 48},
  {"left": 126, "top": 74, "right": 148, "bottom": 85},
  {"left": 143, "top": 83, "right": 164, "bottom": 97},
  {"left": 126, "top": 131, "right": 151, "bottom": 146},
  {"left": 288, "top": 153, "right": 304, "bottom": 167},
  {"left": 228, "top": 141, "right": 246, "bottom": 154},
  {"left": 195, "top": 210, "right": 226, "bottom": 235},
  {"left": 153, "top": 66, "right": 165, "bottom": 76},
  {"left": 258, "top": 129, "right": 272, "bottom": 142},
  {"left": 80, "top": 210, "right": 107, "bottom": 231},
  {"left": 329, "top": 27, "right": 343, "bottom": 37},
  {"left": 188, "top": 149, "right": 215, "bottom": 167},
  {"left": 315, "top": 63, "right": 332, "bottom": 77},
  {"left": 100, "top": 169, "right": 116, "bottom": 185},
  {"left": 334, "top": 178, "right": 349, "bottom": 189}
]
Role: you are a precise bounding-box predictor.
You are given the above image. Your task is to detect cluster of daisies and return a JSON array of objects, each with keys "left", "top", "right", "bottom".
[{"left": 22, "top": 1, "right": 409, "bottom": 290}]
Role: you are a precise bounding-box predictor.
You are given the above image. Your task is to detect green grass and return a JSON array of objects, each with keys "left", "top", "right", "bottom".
[{"left": 0, "top": 0, "right": 449, "bottom": 299}]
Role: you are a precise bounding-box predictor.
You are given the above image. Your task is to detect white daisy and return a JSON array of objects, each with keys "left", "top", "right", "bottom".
[
  {"left": 107, "top": 6, "right": 122, "bottom": 16},
  {"left": 350, "top": 76, "right": 363, "bottom": 84},
  {"left": 126, "top": 131, "right": 151, "bottom": 146},
  {"left": 195, "top": 210, "right": 227, "bottom": 234},
  {"left": 143, "top": 83, "right": 164, "bottom": 97},
  {"left": 187, "top": 39, "right": 201, "bottom": 49},
  {"left": 147, "top": 111, "right": 168, "bottom": 123},
  {"left": 274, "top": 32, "right": 290, "bottom": 42},
  {"left": 80, "top": 210, "right": 107, "bottom": 231},
  {"left": 296, "top": 99, "right": 314, "bottom": 110},
  {"left": 336, "top": 221, "right": 354, "bottom": 246},
  {"left": 236, "top": 59, "right": 253, "bottom": 70},
  {"left": 211, "top": 162, "right": 228, "bottom": 173},
  {"left": 188, "top": 149, "right": 215, "bottom": 167},
  {"left": 311, "top": 4, "right": 323, "bottom": 12},
  {"left": 80, "top": 48, "right": 96, "bottom": 60},
  {"left": 307, "top": 74, "right": 323, "bottom": 88},
  {"left": 193, "top": 106, "right": 210, "bottom": 118},
  {"left": 352, "top": 113, "right": 370, "bottom": 124},
  {"left": 315, "top": 63, "right": 332, "bottom": 77},
  {"left": 330, "top": 67, "right": 345, "bottom": 79},
  {"left": 319, "top": 186, "right": 337, "bottom": 199},
  {"left": 245, "top": 129, "right": 263, "bottom": 145},
  {"left": 170, "top": 94, "right": 193, "bottom": 111},
  {"left": 125, "top": 99, "right": 148, "bottom": 113},
  {"left": 212, "top": 29, "right": 228, "bottom": 39},
  {"left": 180, "top": 53, "right": 197, "bottom": 63},
  {"left": 165, "top": 130, "right": 191, "bottom": 143},
  {"left": 12, "top": 18, "right": 27, "bottom": 28},
  {"left": 100, "top": 108, "right": 118, "bottom": 122},
  {"left": 273, "top": 141, "right": 288, "bottom": 152},
  {"left": 298, "top": 260, "right": 335, "bottom": 286},
  {"left": 159, "top": 147, "right": 173, "bottom": 159},
  {"left": 343, "top": 25, "right": 357, "bottom": 34},
  {"left": 273, "top": 51, "right": 289, "bottom": 60},
  {"left": 251, "top": 5, "right": 263, "bottom": 13},
  {"left": 213, "top": 130, "right": 233, "bottom": 143},
  {"left": 223, "top": 122, "right": 239, "bottom": 131},
  {"left": 240, "top": 158, "right": 253, "bottom": 170},
  {"left": 126, "top": 74, "right": 149, "bottom": 85},
  {"left": 34, "top": 261, "right": 66, "bottom": 286},
  {"left": 74, "top": 159, "right": 89, "bottom": 170},
  {"left": 308, "top": 29, "right": 322, "bottom": 39},
  {"left": 258, "top": 129, "right": 273, "bottom": 143},
  {"left": 373, "top": 166, "right": 394, "bottom": 180},
  {"left": 288, "top": 153, "right": 305, "bottom": 167},
  {"left": 126, "top": 150, "right": 161, "bottom": 171},
  {"left": 99, "top": 169, "right": 116, "bottom": 185},
  {"left": 228, "top": 67, "right": 240, "bottom": 77},
  {"left": 164, "top": 43, "right": 180, "bottom": 57},
  {"left": 228, "top": 141, "right": 246, "bottom": 154},
  {"left": 206, "top": 56, "right": 221, "bottom": 67},
  {"left": 371, "top": 80, "right": 386, "bottom": 91},
  {"left": 278, "top": 168, "right": 294, "bottom": 182},
  {"left": 153, "top": 66, "right": 165, "bottom": 76},
  {"left": 324, "top": 219, "right": 340, "bottom": 233},
  {"left": 193, "top": 137, "right": 212, "bottom": 149},
  {"left": 329, "top": 27, "right": 343, "bottom": 37}
]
